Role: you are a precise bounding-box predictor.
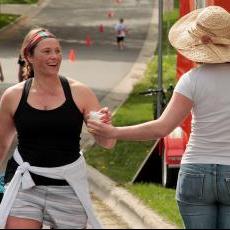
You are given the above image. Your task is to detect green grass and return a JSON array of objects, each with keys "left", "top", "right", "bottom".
[
  {"left": 127, "top": 183, "right": 184, "bottom": 228},
  {"left": 0, "top": 0, "right": 38, "bottom": 28},
  {"left": 163, "top": 10, "right": 179, "bottom": 55},
  {"left": 85, "top": 63, "right": 156, "bottom": 183},
  {"left": 0, "top": 14, "right": 19, "bottom": 28},
  {"left": 85, "top": 54, "right": 177, "bottom": 184},
  {"left": 0, "top": 0, "right": 38, "bottom": 3},
  {"left": 174, "top": 0, "right": 180, "bottom": 10}
]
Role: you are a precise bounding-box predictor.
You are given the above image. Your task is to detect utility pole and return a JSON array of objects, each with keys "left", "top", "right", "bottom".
[
  {"left": 195, "top": 0, "right": 206, "bottom": 8},
  {"left": 156, "top": 0, "right": 164, "bottom": 118}
]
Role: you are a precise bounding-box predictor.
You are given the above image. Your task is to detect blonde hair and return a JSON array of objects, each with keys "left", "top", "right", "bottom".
[{"left": 19, "top": 27, "right": 56, "bottom": 81}]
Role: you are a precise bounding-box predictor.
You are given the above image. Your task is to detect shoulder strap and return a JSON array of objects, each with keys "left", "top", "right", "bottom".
[
  {"left": 60, "top": 76, "right": 73, "bottom": 101},
  {"left": 20, "top": 78, "right": 33, "bottom": 107},
  {"left": 13, "top": 78, "right": 33, "bottom": 118}
]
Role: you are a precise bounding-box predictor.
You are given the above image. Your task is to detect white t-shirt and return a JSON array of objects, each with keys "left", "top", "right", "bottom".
[
  {"left": 115, "top": 23, "right": 127, "bottom": 37},
  {"left": 174, "top": 63, "right": 230, "bottom": 165}
]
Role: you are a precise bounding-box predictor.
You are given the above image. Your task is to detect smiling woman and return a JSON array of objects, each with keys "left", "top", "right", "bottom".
[{"left": 0, "top": 27, "right": 116, "bottom": 229}]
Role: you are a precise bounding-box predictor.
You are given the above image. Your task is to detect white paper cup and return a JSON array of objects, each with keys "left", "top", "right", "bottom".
[{"left": 89, "top": 111, "right": 103, "bottom": 122}]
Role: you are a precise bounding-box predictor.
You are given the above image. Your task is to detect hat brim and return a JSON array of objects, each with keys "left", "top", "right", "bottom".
[{"left": 169, "top": 8, "right": 230, "bottom": 63}]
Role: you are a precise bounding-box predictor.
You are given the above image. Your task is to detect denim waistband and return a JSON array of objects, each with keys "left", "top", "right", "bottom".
[{"left": 180, "top": 164, "right": 230, "bottom": 176}]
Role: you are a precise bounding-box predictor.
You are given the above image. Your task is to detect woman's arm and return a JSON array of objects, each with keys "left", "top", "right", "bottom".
[
  {"left": 71, "top": 81, "right": 116, "bottom": 149},
  {"left": 87, "top": 92, "right": 193, "bottom": 141},
  {"left": 0, "top": 90, "right": 17, "bottom": 165}
]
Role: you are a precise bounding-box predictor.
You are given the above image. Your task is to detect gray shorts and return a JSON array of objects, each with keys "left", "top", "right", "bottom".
[{"left": 8, "top": 186, "right": 88, "bottom": 229}]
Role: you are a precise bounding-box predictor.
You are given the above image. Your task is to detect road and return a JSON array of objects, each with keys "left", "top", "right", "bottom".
[
  {"left": 0, "top": 0, "right": 156, "bottom": 228},
  {"left": 0, "top": 0, "right": 155, "bottom": 100}
]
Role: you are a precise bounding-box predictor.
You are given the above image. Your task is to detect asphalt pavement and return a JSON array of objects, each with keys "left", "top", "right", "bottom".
[{"left": 0, "top": 0, "right": 155, "bottom": 100}]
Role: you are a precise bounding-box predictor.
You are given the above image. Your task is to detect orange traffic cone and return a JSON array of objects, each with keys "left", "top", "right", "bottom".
[
  {"left": 68, "top": 49, "right": 76, "bottom": 62},
  {"left": 99, "top": 24, "right": 104, "bottom": 33},
  {"left": 107, "top": 11, "right": 115, "bottom": 18},
  {"left": 85, "top": 35, "right": 92, "bottom": 47}
]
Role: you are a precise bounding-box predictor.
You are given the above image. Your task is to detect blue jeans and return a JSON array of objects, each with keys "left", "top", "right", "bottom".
[{"left": 176, "top": 164, "right": 230, "bottom": 229}]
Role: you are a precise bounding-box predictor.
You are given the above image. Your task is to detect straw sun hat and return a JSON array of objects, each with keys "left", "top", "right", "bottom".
[{"left": 169, "top": 6, "right": 230, "bottom": 63}]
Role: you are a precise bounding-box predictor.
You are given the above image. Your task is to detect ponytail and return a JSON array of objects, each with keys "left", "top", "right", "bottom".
[{"left": 18, "top": 54, "right": 34, "bottom": 82}]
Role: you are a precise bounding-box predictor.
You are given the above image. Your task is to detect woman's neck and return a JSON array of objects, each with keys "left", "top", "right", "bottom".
[{"left": 32, "top": 74, "right": 61, "bottom": 95}]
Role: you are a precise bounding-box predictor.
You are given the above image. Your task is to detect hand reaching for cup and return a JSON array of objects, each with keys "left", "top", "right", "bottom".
[
  {"left": 87, "top": 119, "right": 116, "bottom": 138},
  {"left": 87, "top": 107, "right": 116, "bottom": 138},
  {"left": 87, "top": 107, "right": 113, "bottom": 134}
]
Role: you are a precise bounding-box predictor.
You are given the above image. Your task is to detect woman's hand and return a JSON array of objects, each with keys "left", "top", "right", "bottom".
[
  {"left": 98, "top": 107, "right": 112, "bottom": 124},
  {"left": 87, "top": 107, "right": 117, "bottom": 148},
  {"left": 87, "top": 107, "right": 117, "bottom": 138},
  {"left": 87, "top": 119, "right": 117, "bottom": 139}
]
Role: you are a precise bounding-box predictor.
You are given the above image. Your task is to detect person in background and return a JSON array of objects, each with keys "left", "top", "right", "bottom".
[
  {"left": 88, "top": 6, "right": 230, "bottom": 229},
  {"left": 0, "top": 62, "right": 4, "bottom": 82},
  {"left": 114, "top": 18, "right": 128, "bottom": 50},
  {"left": 0, "top": 27, "right": 116, "bottom": 229}
]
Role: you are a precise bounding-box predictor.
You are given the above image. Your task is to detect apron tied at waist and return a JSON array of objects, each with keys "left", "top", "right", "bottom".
[{"left": 0, "top": 148, "right": 102, "bottom": 229}]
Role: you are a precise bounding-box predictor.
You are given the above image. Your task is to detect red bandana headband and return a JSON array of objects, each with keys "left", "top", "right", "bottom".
[{"left": 24, "top": 30, "right": 56, "bottom": 61}]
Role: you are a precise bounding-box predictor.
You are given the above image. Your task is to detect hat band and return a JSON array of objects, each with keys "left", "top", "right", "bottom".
[
  {"left": 188, "top": 23, "right": 214, "bottom": 39},
  {"left": 188, "top": 23, "right": 230, "bottom": 46}
]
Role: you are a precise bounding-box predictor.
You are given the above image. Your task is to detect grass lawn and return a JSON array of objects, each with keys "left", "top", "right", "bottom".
[
  {"left": 85, "top": 63, "right": 155, "bottom": 183},
  {"left": 0, "top": 0, "right": 38, "bottom": 3},
  {"left": 85, "top": 52, "right": 177, "bottom": 183},
  {"left": 0, "top": 0, "right": 38, "bottom": 28},
  {"left": 0, "top": 14, "right": 19, "bottom": 29},
  {"left": 127, "top": 183, "right": 183, "bottom": 228}
]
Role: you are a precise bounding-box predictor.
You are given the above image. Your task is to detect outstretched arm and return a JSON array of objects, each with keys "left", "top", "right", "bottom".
[{"left": 87, "top": 92, "right": 193, "bottom": 141}]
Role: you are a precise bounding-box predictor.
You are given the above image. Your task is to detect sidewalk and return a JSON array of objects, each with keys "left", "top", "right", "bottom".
[{"left": 0, "top": 4, "right": 35, "bottom": 15}]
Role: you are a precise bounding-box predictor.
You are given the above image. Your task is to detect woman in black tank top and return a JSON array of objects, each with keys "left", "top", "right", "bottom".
[{"left": 0, "top": 28, "right": 116, "bottom": 229}]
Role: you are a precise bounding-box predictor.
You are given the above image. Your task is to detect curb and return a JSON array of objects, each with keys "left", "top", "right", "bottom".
[{"left": 88, "top": 165, "right": 177, "bottom": 229}]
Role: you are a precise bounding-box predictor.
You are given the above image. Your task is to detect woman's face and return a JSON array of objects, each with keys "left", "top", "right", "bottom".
[{"left": 28, "top": 38, "right": 62, "bottom": 77}]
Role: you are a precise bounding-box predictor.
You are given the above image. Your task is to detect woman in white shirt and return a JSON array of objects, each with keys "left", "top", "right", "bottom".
[{"left": 88, "top": 6, "right": 230, "bottom": 229}]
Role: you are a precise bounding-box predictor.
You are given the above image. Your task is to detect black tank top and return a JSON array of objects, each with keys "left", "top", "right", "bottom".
[{"left": 4, "top": 77, "right": 84, "bottom": 186}]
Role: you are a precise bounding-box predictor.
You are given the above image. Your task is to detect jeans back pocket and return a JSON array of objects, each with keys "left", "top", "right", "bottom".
[
  {"left": 224, "top": 178, "right": 230, "bottom": 203},
  {"left": 177, "top": 171, "right": 205, "bottom": 203}
]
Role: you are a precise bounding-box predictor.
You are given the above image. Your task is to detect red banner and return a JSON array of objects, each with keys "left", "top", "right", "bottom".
[
  {"left": 206, "top": 0, "right": 230, "bottom": 11},
  {"left": 176, "top": 0, "right": 196, "bottom": 137}
]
